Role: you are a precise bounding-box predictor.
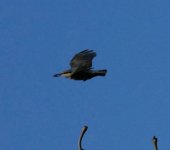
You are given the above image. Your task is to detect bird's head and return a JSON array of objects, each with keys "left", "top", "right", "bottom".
[
  {"left": 60, "top": 70, "right": 72, "bottom": 78},
  {"left": 53, "top": 69, "right": 72, "bottom": 78}
]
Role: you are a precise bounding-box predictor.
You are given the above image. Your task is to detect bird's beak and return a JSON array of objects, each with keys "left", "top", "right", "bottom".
[{"left": 53, "top": 73, "right": 61, "bottom": 77}]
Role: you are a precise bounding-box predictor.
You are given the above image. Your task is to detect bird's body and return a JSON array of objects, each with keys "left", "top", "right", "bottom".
[{"left": 53, "top": 49, "right": 107, "bottom": 81}]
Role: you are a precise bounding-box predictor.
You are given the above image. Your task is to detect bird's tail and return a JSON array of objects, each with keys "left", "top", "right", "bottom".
[{"left": 92, "top": 69, "right": 107, "bottom": 76}]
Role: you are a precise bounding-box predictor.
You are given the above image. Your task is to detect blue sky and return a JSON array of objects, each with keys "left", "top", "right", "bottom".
[{"left": 1, "top": 0, "right": 170, "bottom": 150}]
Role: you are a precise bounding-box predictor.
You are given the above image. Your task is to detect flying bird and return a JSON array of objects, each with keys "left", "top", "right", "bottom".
[{"left": 53, "top": 49, "right": 107, "bottom": 81}]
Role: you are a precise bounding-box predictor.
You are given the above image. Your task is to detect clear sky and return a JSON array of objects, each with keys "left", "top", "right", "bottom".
[{"left": 0, "top": 0, "right": 170, "bottom": 150}]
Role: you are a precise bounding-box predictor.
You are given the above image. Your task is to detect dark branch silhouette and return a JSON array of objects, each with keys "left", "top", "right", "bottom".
[
  {"left": 77, "top": 127, "right": 160, "bottom": 150},
  {"left": 152, "top": 136, "right": 158, "bottom": 150},
  {"left": 78, "top": 125, "right": 88, "bottom": 150}
]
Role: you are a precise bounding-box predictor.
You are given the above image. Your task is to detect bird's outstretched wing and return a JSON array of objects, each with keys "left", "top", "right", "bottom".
[{"left": 70, "top": 49, "right": 96, "bottom": 73}]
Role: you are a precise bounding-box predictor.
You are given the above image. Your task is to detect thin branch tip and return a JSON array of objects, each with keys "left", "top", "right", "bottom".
[
  {"left": 78, "top": 125, "right": 88, "bottom": 150},
  {"left": 152, "top": 136, "right": 158, "bottom": 150}
]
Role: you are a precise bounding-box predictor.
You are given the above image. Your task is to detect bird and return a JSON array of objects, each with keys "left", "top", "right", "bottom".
[{"left": 53, "top": 49, "right": 107, "bottom": 81}]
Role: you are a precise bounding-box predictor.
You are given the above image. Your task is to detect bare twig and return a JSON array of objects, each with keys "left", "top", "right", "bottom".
[
  {"left": 152, "top": 136, "right": 158, "bottom": 150},
  {"left": 78, "top": 125, "right": 88, "bottom": 150}
]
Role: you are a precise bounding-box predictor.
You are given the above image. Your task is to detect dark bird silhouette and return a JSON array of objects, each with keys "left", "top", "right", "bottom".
[{"left": 53, "top": 49, "right": 107, "bottom": 81}]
